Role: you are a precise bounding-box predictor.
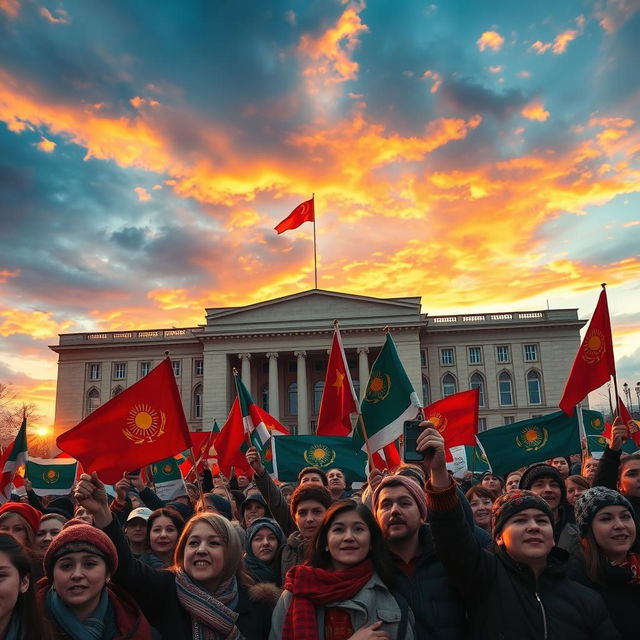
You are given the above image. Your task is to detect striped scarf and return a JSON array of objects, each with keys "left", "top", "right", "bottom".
[{"left": 174, "top": 570, "right": 242, "bottom": 640}]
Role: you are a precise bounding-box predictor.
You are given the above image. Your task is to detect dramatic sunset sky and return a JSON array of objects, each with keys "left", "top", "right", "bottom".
[{"left": 1, "top": 0, "right": 639, "bottom": 428}]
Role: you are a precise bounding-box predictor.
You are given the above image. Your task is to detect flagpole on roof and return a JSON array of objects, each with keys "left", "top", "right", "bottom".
[{"left": 312, "top": 194, "right": 317, "bottom": 289}]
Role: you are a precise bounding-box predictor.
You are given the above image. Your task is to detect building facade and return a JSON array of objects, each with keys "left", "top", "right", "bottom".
[{"left": 50, "top": 289, "right": 585, "bottom": 435}]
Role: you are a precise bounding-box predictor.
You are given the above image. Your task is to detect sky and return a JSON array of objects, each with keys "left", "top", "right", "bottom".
[{"left": 1, "top": 0, "right": 639, "bottom": 428}]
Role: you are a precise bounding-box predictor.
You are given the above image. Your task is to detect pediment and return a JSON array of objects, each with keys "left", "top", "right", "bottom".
[{"left": 203, "top": 289, "right": 422, "bottom": 336}]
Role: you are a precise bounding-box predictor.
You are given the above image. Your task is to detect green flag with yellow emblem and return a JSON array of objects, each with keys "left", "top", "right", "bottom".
[
  {"left": 477, "top": 411, "right": 581, "bottom": 477},
  {"left": 582, "top": 409, "right": 637, "bottom": 455},
  {"left": 26, "top": 457, "right": 78, "bottom": 496},
  {"left": 272, "top": 435, "right": 368, "bottom": 483}
]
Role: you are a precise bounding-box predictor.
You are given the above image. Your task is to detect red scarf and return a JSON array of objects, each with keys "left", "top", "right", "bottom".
[
  {"left": 282, "top": 560, "right": 375, "bottom": 640},
  {"left": 613, "top": 552, "right": 640, "bottom": 584}
]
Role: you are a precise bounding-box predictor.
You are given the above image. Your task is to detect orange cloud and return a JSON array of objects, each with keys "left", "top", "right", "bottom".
[
  {"left": 477, "top": 30, "right": 504, "bottom": 52},
  {"left": 0, "top": 309, "right": 74, "bottom": 339},
  {"left": 596, "top": 0, "right": 640, "bottom": 33},
  {"left": 623, "top": 220, "right": 640, "bottom": 227},
  {"left": 134, "top": 186, "right": 152, "bottom": 201},
  {"left": 298, "top": 1, "right": 368, "bottom": 91},
  {"left": 552, "top": 29, "right": 579, "bottom": 54},
  {"left": 0, "top": 0, "right": 19, "bottom": 18},
  {"left": 0, "top": 269, "right": 20, "bottom": 283},
  {"left": 422, "top": 70, "right": 442, "bottom": 93},
  {"left": 529, "top": 40, "right": 552, "bottom": 54},
  {"left": 489, "top": 65, "right": 503, "bottom": 73},
  {"left": 36, "top": 136, "right": 56, "bottom": 152},
  {"left": 521, "top": 102, "right": 550, "bottom": 121},
  {"left": 39, "top": 7, "right": 70, "bottom": 24}
]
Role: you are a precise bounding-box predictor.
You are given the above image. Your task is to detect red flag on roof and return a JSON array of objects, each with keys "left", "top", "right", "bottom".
[
  {"left": 559, "top": 288, "right": 616, "bottom": 415},
  {"left": 56, "top": 359, "right": 191, "bottom": 484},
  {"left": 274, "top": 196, "right": 315, "bottom": 234}
]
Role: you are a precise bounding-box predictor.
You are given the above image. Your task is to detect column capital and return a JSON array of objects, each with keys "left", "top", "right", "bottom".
[
  {"left": 356, "top": 347, "right": 369, "bottom": 355},
  {"left": 237, "top": 353, "right": 252, "bottom": 360},
  {"left": 294, "top": 350, "right": 307, "bottom": 359},
  {"left": 266, "top": 352, "right": 279, "bottom": 359}
]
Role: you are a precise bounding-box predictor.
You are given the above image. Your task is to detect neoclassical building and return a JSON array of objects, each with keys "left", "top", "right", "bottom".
[{"left": 51, "top": 289, "right": 585, "bottom": 435}]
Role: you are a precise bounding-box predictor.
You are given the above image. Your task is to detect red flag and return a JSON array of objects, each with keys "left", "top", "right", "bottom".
[
  {"left": 274, "top": 196, "right": 315, "bottom": 234},
  {"left": 560, "top": 288, "right": 616, "bottom": 415},
  {"left": 372, "top": 442, "right": 402, "bottom": 471},
  {"left": 56, "top": 359, "right": 191, "bottom": 485},
  {"left": 423, "top": 389, "right": 479, "bottom": 451},
  {"left": 618, "top": 397, "right": 640, "bottom": 446},
  {"left": 316, "top": 326, "right": 358, "bottom": 436},
  {"left": 214, "top": 398, "right": 252, "bottom": 478}
]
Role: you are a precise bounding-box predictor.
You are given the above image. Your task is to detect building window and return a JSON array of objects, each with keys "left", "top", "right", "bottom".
[
  {"left": 468, "top": 347, "right": 482, "bottom": 365},
  {"left": 113, "top": 363, "right": 126, "bottom": 380},
  {"left": 194, "top": 359, "right": 204, "bottom": 377},
  {"left": 524, "top": 344, "right": 538, "bottom": 362},
  {"left": 172, "top": 360, "right": 181, "bottom": 377},
  {"left": 470, "top": 373, "right": 486, "bottom": 408},
  {"left": 527, "top": 370, "right": 542, "bottom": 405},
  {"left": 139, "top": 362, "right": 151, "bottom": 378},
  {"left": 288, "top": 361, "right": 296, "bottom": 373},
  {"left": 478, "top": 417, "right": 487, "bottom": 432},
  {"left": 261, "top": 385, "right": 269, "bottom": 412},
  {"left": 496, "top": 346, "right": 510, "bottom": 363},
  {"left": 440, "top": 348, "right": 455, "bottom": 366},
  {"left": 112, "top": 385, "right": 124, "bottom": 398},
  {"left": 287, "top": 383, "right": 298, "bottom": 415},
  {"left": 499, "top": 372, "right": 513, "bottom": 406},
  {"left": 313, "top": 381, "right": 324, "bottom": 413},
  {"left": 193, "top": 384, "right": 203, "bottom": 419},
  {"left": 420, "top": 349, "right": 427, "bottom": 367},
  {"left": 88, "top": 364, "right": 101, "bottom": 380},
  {"left": 442, "top": 374, "right": 457, "bottom": 397},
  {"left": 422, "top": 377, "right": 430, "bottom": 406},
  {"left": 503, "top": 416, "right": 515, "bottom": 425},
  {"left": 86, "top": 388, "right": 100, "bottom": 415}
]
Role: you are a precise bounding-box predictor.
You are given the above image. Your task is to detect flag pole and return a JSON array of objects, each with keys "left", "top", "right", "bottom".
[
  {"left": 232, "top": 369, "right": 252, "bottom": 448},
  {"left": 188, "top": 446, "right": 204, "bottom": 497},
  {"left": 312, "top": 194, "right": 318, "bottom": 289},
  {"left": 357, "top": 414, "right": 377, "bottom": 471}
]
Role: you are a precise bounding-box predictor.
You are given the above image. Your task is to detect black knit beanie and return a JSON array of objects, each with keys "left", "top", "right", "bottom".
[
  {"left": 574, "top": 486, "right": 635, "bottom": 537},
  {"left": 519, "top": 463, "right": 567, "bottom": 503},
  {"left": 491, "top": 490, "right": 554, "bottom": 539}
]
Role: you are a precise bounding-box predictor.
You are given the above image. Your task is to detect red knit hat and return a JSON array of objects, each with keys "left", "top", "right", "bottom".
[
  {"left": 0, "top": 502, "right": 42, "bottom": 536},
  {"left": 43, "top": 523, "right": 118, "bottom": 579}
]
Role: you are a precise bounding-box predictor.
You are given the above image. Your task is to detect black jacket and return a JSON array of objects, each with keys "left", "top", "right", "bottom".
[
  {"left": 426, "top": 481, "right": 620, "bottom": 640},
  {"left": 102, "top": 519, "right": 272, "bottom": 640}
]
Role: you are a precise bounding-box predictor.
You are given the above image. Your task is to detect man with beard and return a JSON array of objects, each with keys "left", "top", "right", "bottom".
[{"left": 373, "top": 474, "right": 467, "bottom": 639}]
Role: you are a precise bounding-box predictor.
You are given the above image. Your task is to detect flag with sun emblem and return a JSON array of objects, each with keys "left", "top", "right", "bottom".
[
  {"left": 585, "top": 407, "right": 638, "bottom": 455},
  {"left": 26, "top": 457, "right": 78, "bottom": 496},
  {"left": 559, "top": 287, "right": 616, "bottom": 416},
  {"left": 150, "top": 456, "right": 187, "bottom": 501},
  {"left": 56, "top": 358, "right": 191, "bottom": 484},
  {"left": 272, "top": 435, "right": 368, "bottom": 483},
  {"left": 354, "top": 332, "right": 422, "bottom": 454},
  {"left": 477, "top": 411, "right": 581, "bottom": 476}
]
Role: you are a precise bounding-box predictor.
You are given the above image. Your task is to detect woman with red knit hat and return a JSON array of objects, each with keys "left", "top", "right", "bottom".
[
  {"left": 37, "top": 520, "right": 155, "bottom": 639},
  {"left": 0, "top": 502, "right": 42, "bottom": 550}
]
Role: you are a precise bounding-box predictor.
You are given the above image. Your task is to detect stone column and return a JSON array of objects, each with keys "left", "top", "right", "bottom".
[
  {"left": 238, "top": 353, "right": 251, "bottom": 392},
  {"left": 266, "top": 352, "right": 279, "bottom": 420},
  {"left": 295, "top": 350, "right": 308, "bottom": 434},
  {"left": 357, "top": 347, "right": 369, "bottom": 401}
]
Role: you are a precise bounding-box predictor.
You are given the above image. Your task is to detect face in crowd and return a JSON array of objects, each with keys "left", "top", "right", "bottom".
[
  {"left": 469, "top": 494, "right": 493, "bottom": 530},
  {"left": 505, "top": 473, "right": 521, "bottom": 492},
  {"left": 618, "top": 457, "right": 640, "bottom": 498},
  {"left": 528, "top": 475, "right": 562, "bottom": 511},
  {"left": 125, "top": 518, "right": 147, "bottom": 546},
  {"left": 299, "top": 472, "right": 324, "bottom": 487},
  {"left": 243, "top": 498, "right": 266, "bottom": 527},
  {"left": 250, "top": 527, "right": 279, "bottom": 564},
  {"left": 326, "top": 510, "right": 371, "bottom": 570},
  {"left": 149, "top": 515, "right": 180, "bottom": 558},
  {"left": 327, "top": 469, "right": 346, "bottom": 494},
  {"left": 481, "top": 474, "right": 503, "bottom": 496},
  {"left": 0, "top": 543, "right": 29, "bottom": 626},
  {"left": 496, "top": 509, "right": 554, "bottom": 567},
  {"left": 35, "top": 516, "right": 65, "bottom": 558},
  {"left": 581, "top": 457, "right": 599, "bottom": 483},
  {"left": 374, "top": 484, "right": 425, "bottom": 542},
  {"left": 565, "top": 478, "right": 588, "bottom": 505},
  {"left": 549, "top": 457, "right": 570, "bottom": 478},
  {"left": 0, "top": 515, "right": 30, "bottom": 548},
  {"left": 591, "top": 505, "right": 636, "bottom": 563},
  {"left": 293, "top": 500, "right": 327, "bottom": 541}
]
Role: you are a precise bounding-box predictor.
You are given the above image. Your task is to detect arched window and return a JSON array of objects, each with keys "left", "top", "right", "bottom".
[
  {"left": 527, "top": 370, "right": 542, "bottom": 405},
  {"left": 86, "top": 388, "right": 100, "bottom": 415},
  {"left": 287, "top": 383, "right": 298, "bottom": 415},
  {"left": 313, "top": 381, "right": 324, "bottom": 414},
  {"left": 422, "top": 377, "right": 430, "bottom": 406},
  {"left": 112, "top": 385, "right": 124, "bottom": 398},
  {"left": 470, "top": 373, "right": 486, "bottom": 408},
  {"left": 499, "top": 372, "right": 513, "bottom": 406},
  {"left": 261, "top": 384, "right": 269, "bottom": 412},
  {"left": 193, "top": 384, "right": 203, "bottom": 419},
  {"left": 442, "top": 374, "right": 457, "bottom": 397}
]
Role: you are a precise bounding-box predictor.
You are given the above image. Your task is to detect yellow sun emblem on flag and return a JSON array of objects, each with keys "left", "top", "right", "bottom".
[
  {"left": 303, "top": 444, "right": 337, "bottom": 468},
  {"left": 123, "top": 404, "right": 166, "bottom": 444},
  {"left": 589, "top": 417, "right": 604, "bottom": 433},
  {"left": 427, "top": 412, "right": 448, "bottom": 434},
  {"left": 43, "top": 469, "right": 60, "bottom": 484},
  {"left": 581, "top": 329, "right": 606, "bottom": 364},
  {"left": 364, "top": 371, "right": 390, "bottom": 403},
  {"left": 515, "top": 426, "right": 549, "bottom": 451}
]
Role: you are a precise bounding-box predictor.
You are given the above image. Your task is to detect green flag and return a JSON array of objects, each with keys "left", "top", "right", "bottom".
[
  {"left": 582, "top": 409, "right": 637, "bottom": 455},
  {"left": 354, "top": 333, "right": 421, "bottom": 453},
  {"left": 477, "top": 411, "right": 581, "bottom": 477},
  {"left": 151, "top": 456, "right": 186, "bottom": 501},
  {"left": 446, "top": 445, "right": 491, "bottom": 477},
  {"left": 272, "top": 435, "right": 368, "bottom": 483},
  {"left": 26, "top": 458, "right": 77, "bottom": 496}
]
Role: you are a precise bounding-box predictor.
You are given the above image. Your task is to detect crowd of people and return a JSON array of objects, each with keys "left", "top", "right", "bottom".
[{"left": 0, "top": 415, "right": 637, "bottom": 638}]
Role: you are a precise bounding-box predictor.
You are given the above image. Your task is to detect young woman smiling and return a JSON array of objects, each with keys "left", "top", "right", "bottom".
[
  {"left": 244, "top": 517, "right": 285, "bottom": 587},
  {"left": 569, "top": 486, "right": 640, "bottom": 639},
  {"left": 139, "top": 507, "right": 184, "bottom": 569},
  {"left": 74, "top": 472, "right": 272, "bottom": 640},
  {"left": 418, "top": 423, "right": 619, "bottom": 639},
  {"left": 270, "top": 499, "right": 413, "bottom": 640}
]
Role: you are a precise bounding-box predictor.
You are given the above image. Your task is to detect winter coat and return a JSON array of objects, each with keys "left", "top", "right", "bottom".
[
  {"left": 593, "top": 447, "right": 640, "bottom": 521},
  {"left": 568, "top": 551, "right": 640, "bottom": 640},
  {"left": 101, "top": 518, "right": 272, "bottom": 640},
  {"left": 393, "top": 525, "right": 468, "bottom": 640},
  {"left": 555, "top": 505, "right": 580, "bottom": 556},
  {"left": 426, "top": 481, "right": 620, "bottom": 640},
  {"left": 37, "top": 579, "right": 157, "bottom": 640},
  {"left": 280, "top": 530, "right": 307, "bottom": 583},
  {"left": 269, "top": 572, "right": 414, "bottom": 640},
  {"left": 254, "top": 470, "right": 297, "bottom": 536}
]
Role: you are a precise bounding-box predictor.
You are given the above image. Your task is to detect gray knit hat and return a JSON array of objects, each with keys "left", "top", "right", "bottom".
[{"left": 574, "top": 486, "right": 634, "bottom": 536}]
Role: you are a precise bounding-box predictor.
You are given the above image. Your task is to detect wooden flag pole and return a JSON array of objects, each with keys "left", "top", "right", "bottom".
[
  {"left": 312, "top": 193, "right": 318, "bottom": 289},
  {"left": 357, "top": 413, "right": 377, "bottom": 472},
  {"left": 188, "top": 446, "right": 204, "bottom": 497}
]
